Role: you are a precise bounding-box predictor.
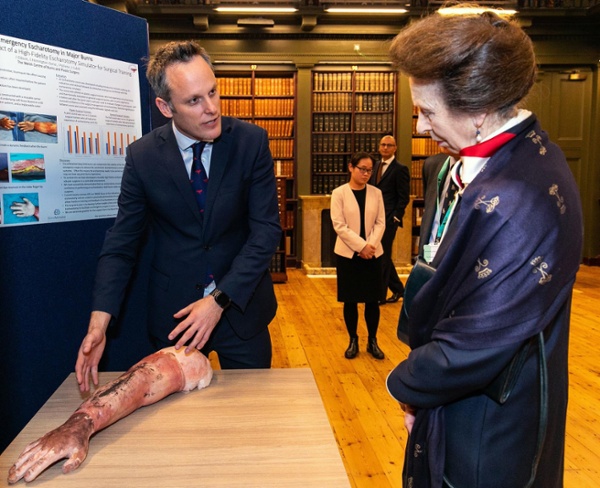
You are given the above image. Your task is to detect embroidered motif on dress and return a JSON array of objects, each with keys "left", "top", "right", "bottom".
[
  {"left": 525, "top": 130, "right": 547, "bottom": 155},
  {"left": 549, "top": 184, "right": 566, "bottom": 214},
  {"left": 530, "top": 256, "right": 552, "bottom": 285},
  {"left": 474, "top": 195, "right": 500, "bottom": 213},
  {"left": 475, "top": 258, "right": 492, "bottom": 279},
  {"left": 414, "top": 444, "right": 423, "bottom": 457}
]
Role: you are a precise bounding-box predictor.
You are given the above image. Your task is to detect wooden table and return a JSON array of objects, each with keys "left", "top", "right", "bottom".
[{"left": 1, "top": 369, "right": 350, "bottom": 487}]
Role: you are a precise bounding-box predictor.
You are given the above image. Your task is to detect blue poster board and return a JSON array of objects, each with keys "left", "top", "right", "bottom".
[{"left": 1, "top": 0, "right": 152, "bottom": 452}]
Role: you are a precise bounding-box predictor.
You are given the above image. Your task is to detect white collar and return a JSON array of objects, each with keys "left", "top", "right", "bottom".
[{"left": 172, "top": 122, "right": 197, "bottom": 151}]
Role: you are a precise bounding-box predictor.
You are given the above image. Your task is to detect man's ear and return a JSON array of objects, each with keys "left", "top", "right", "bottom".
[{"left": 155, "top": 97, "right": 173, "bottom": 119}]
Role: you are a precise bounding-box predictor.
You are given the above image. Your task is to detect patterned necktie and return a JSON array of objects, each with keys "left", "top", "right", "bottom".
[
  {"left": 376, "top": 161, "right": 386, "bottom": 184},
  {"left": 191, "top": 141, "right": 208, "bottom": 215},
  {"left": 190, "top": 141, "right": 214, "bottom": 287},
  {"left": 440, "top": 165, "right": 459, "bottom": 219},
  {"left": 438, "top": 161, "right": 463, "bottom": 238}
]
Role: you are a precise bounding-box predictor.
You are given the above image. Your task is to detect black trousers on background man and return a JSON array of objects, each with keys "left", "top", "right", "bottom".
[{"left": 380, "top": 224, "right": 405, "bottom": 301}]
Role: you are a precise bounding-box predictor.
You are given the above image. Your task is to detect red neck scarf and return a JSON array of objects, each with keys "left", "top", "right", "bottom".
[{"left": 460, "top": 131, "right": 516, "bottom": 158}]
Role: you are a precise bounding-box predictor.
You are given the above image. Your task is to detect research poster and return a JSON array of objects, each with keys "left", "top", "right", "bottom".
[{"left": 0, "top": 34, "right": 142, "bottom": 227}]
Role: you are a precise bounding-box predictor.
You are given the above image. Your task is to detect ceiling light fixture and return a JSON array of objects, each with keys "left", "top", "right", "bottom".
[
  {"left": 325, "top": 7, "right": 408, "bottom": 14},
  {"left": 237, "top": 17, "right": 275, "bottom": 27},
  {"left": 214, "top": 7, "right": 298, "bottom": 13},
  {"left": 437, "top": 7, "right": 517, "bottom": 15}
]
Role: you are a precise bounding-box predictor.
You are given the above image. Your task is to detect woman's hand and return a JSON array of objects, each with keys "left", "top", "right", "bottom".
[{"left": 358, "top": 243, "right": 376, "bottom": 259}]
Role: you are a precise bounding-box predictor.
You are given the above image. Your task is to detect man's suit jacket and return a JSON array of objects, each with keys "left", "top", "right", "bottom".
[
  {"left": 330, "top": 183, "right": 385, "bottom": 259},
  {"left": 370, "top": 157, "right": 410, "bottom": 228},
  {"left": 418, "top": 153, "right": 450, "bottom": 257},
  {"left": 92, "top": 117, "right": 282, "bottom": 340}
]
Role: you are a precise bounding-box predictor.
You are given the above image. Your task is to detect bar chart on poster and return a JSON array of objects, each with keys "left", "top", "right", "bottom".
[
  {"left": 0, "top": 34, "right": 142, "bottom": 227},
  {"left": 64, "top": 125, "right": 138, "bottom": 157}
]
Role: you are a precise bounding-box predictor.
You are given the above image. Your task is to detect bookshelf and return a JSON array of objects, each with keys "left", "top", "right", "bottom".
[
  {"left": 216, "top": 67, "right": 297, "bottom": 282},
  {"left": 311, "top": 69, "right": 398, "bottom": 195},
  {"left": 272, "top": 176, "right": 288, "bottom": 283},
  {"left": 410, "top": 106, "right": 439, "bottom": 257}
]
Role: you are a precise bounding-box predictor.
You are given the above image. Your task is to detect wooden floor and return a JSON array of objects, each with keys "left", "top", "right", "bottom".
[{"left": 229, "top": 265, "right": 599, "bottom": 488}]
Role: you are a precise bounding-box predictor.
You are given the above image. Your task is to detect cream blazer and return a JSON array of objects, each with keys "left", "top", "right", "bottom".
[{"left": 330, "top": 183, "right": 386, "bottom": 259}]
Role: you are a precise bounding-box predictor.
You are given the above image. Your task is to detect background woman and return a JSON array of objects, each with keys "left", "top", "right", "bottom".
[
  {"left": 331, "top": 152, "right": 386, "bottom": 360},
  {"left": 385, "top": 6, "right": 583, "bottom": 488}
]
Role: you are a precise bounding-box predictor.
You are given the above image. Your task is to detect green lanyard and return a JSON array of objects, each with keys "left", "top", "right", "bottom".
[{"left": 435, "top": 157, "right": 460, "bottom": 244}]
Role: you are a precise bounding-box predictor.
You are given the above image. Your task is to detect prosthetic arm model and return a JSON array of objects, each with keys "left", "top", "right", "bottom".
[{"left": 8, "top": 347, "right": 213, "bottom": 484}]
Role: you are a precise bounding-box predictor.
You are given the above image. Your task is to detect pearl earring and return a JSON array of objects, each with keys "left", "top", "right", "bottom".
[{"left": 475, "top": 128, "right": 482, "bottom": 143}]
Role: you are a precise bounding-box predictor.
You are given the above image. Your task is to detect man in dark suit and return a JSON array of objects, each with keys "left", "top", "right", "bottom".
[
  {"left": 76, "top": 41, "right": 282, "bottom": 392},
  {"left": 370, "top": 135, "right": 410, "bottom": 304},
  {"left": 418, "top": 152, "right": 452, "bottom": 260}
]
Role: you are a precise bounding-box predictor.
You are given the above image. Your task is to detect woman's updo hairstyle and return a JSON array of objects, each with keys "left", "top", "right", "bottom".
[{"left": 389, "top": 4, "right": 537, "bottom": 117}]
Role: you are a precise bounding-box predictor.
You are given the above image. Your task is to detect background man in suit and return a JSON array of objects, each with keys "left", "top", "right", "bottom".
[
  {"left": 418, "top": 152, "right": 454, "bottom": 261},
  {"left": 76, "top": 41, "right": 282, "bottom": 392},
  {"left": 370, "top": 135, "right": 410, "bottom": 304}
]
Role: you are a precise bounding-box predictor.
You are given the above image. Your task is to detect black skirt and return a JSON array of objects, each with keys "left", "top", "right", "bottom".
[{"left": 336, "top": 253, "right": 382, "bottom": 303}]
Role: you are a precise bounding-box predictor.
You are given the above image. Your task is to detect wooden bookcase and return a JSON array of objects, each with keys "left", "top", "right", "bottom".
[
  {"left": 310, "top": 68, "right": 398, "bottom": 195},
  {"left": 216, "top": 66, "right": 298, "bottom": 282},
  {"left": 410, "top": 106, "right": 439, "bottom": 257}
]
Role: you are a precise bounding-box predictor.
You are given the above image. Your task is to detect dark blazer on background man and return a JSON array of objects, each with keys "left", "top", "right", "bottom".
[
  {"left": 92, "top": 116, "right": 282, "bottom": 343},
  {"left": 370, "top": 157, "right": 410, "bottom": 298},
  {"left": 371, "top": 157, "right": 410, "bottom": 228},
  {"left": 418, "top": 153, "right": 450, "bottom": 258}
]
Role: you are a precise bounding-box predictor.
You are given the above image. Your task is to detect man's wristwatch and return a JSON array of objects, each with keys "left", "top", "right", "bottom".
[{"left": 210, "top": 288, "right": 231, "bottom": 310}]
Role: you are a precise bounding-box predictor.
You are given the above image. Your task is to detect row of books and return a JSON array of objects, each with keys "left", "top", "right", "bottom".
[
  {"left": 355, "top": 72, "right": 396, "bottom": 92},
  {"left": 275, "top": 177, "right": 287, "bottom": 228},
  {"left": 354, "top": 113, "right": 394, "bottom": 133},
  {"left": 218, "top": 77, "right": 295, "bottom": 96},
  {"left": 312, "top": 155, "right": 350, "bottom": 174},
  {"left": 313, "top": 113, "right": 352, "bottom": 132},
  {"left": 285, "top": 209, "right": 295, "bottom": 229},
  {"left": 277, "top": 209, "right": 295, "bottom": 230},
  {"left": 355, "top": 93, "right": 395, "bottom": 112},
  {"left": 313, "top": 92, "right": 352, "bottom": 112},
  {"left": 274, "top": 160, "right": 294, "bottom": 177},
  {"left": 354, "top": 133, "right": 385, "bottom": 153},
  {"left": 254, "top": 119, "right": 294, "bottom": 138},
  {"left": 312, "top": 92, "right": 395, "bottom": 112},
  {"left": 269, "top": 252, "right": 287, "bottom": 275},
  {"left": 312, "top": 133, "right": 386, "bottom": 153},
  {"left": 311, "top": 174, "right": 349, "bottom": 195},
  {"left": 255, "top": 78, "right": 295, "bottom": 96},
  {"left": 412, "top": 137, "right": 440, "bottom": 156},
  {"left": 313, "top": 72, "right": 396, "bottom": 92},
  {"left": 411, "top": 159, "right": 425, "bottom": 178},
  {"left": 313, "top": 133, "right": 351, "bottom": 153},
  {"left": 411, "top": 178, "right": 425, "bottom": 198},
  {"left": 312, "top": 113, "right": 393, "bottom": 134},
  {"left": 219, "top": 77, "right": 252, "bottom": 95},
  {"left": 221, "top": 99, "right": 253, "bottom": 117},
  {"left": 409, "top": 158, "right": 424, "bottom": 198},
  {"left": 313, "top": 72, "right": 352, "bottom": 91},
  {"left": 221, "top": 98, "right": 294, "bottom": 118},
  {"left": 284, "top": 233, "right": 294, "bottom": 257},
  {"left": 269, "top": 139, "right": 294, "bottom": 158},
  {"left": 255, "top": 98, "right": 294, "bottom": 116}
]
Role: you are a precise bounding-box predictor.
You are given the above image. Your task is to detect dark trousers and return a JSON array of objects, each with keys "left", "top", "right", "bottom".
[
  {"left": 151, "top": 318, "right": 272, "bottom": 369},
  {"left": 381, "top": 223, "right": 405, "bottom": 299}
]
